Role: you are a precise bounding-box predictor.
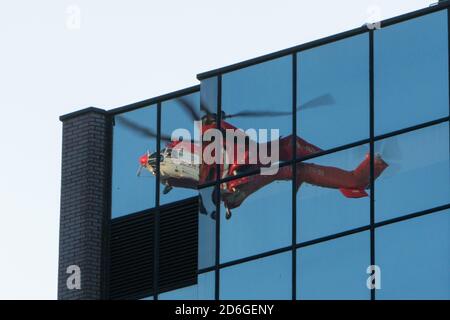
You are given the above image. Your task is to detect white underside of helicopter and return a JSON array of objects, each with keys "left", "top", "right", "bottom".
[
  {"left": 159, "top": 151, "right": 200, "bottom": 182},
  {"left": 159, "top": 146, "right": 231, "bottom": 185}
]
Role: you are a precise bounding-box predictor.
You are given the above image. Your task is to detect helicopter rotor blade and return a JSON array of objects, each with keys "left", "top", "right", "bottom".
[
  {"left": 223, "top": 110, "right": 292, "bottom": 119},
  {"left": 297, "top": 94, "right": 335, "bottom": 111},
  {"left": 178, "top": 95, "right": 221, "bottom": 129},
  {"left": 222, "top": 94, "right": 335, "bottom": 119},
  {"left": 115, "top": 116, "right": 172, "bottom": 142},
  {"left": 177, "top": 97, "right": 202, "bottom": 121},
  {"left": 200, "top": 97, "right": 214, "bottom": 117}
]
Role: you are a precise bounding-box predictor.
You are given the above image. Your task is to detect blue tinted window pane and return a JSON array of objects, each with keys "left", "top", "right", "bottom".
[
  {"left": 112, "top": 105, "right": 157, "bottom": 218},
  {"left": 220, "top": 170, "right": 292, "bottom": 263},
  {"left": 297, "top": 231, "right": 370, "bottom": 300},
  {"left": 160, "top": 93, "right": 200, "bottom": 205},
  {"left": 375, "top": 123, "right": 449, "bottom": 222},
  {"left": 199, "top": 77, "right": 218, "bottom": 185},
  {"left": 198, "top": 187, "right": 216, "bottom": 269},
  {"left": 297, "top": 144, "right": 371, "bottom": 242},
  {"left": 222, "top": 56, "right": 292, "bottom": 137},
  {"left": 221, "top": 56, "right": 293, "bottom": 176},
  {"left": 201, "top": 77, "right": 218, "bottom": 115},
  {"left": 159, "top": 271, "right": 215, "bottom": 300},
  {"left": 220, "top": 252, "right": 291, "bottom": 300},
  {"left": 376, "top": 211, "right": 450, "bottom": 300},
  {"left": 375, "top": 10, "right": 449, "bottom": 135},
  {"left": 141, "top": 296, "right": 154, "bottom": 300},
  {"left": 297, "top": 34, "right": 369, "bottom": 151}
]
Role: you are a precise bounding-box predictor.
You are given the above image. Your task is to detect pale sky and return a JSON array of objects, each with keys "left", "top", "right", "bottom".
[{"left": 0, "top": 0, "right": 432, "bottom": 300}]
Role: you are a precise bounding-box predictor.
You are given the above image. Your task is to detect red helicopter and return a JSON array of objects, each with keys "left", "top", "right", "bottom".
[{"left": 116, "top": 94, "right": 389, "bottom": 220}]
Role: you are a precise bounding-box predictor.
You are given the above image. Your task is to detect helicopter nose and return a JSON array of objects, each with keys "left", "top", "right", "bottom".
[{"left": 139, "top": 154, "right": 147, "bottom": 166}]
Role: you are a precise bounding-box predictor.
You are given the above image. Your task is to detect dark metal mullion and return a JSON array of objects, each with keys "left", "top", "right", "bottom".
[
  {"left": 153, "top": 102, "right": 161, "bottom": 299},
  {"left": 369, "top": 30, "right": 376, "bottom": 301},
  {"left": 297, "top": 204, "right": 450, "bottom": 246},
  {"left": 291, "top": 53, "right": 297, "bottom": 300},
  {"left": 218, "top": 246, "right": 293, "bottom": 270},
  {"left": 373, "top": 116, "right": 449, "bottom": 141},
  {"left": 374, "top": 203, "right": 450, "bottom": 228},
  {"left": 215, "top": 75, "right": 222, "bottom": 300},
  {"left": 156, "top": 103, "right": 162, "bottom": 206}
]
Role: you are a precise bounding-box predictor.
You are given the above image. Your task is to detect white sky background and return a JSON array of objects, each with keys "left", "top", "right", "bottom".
[{"left": 0, "top": 0, "right": 433, "bottom": 299}]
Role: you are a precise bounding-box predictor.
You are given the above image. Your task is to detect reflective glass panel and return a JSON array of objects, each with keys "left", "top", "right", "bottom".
[
  {"left": 221, "top": 56, "right": 293, "bottom": 177},
  {"left": 220, "top": 169, "right": 292, "bottom": 263},
  {"left": 297, "top": 231, "right": 370, "bottom": 300},
  {"left": 198, "top": 186, "right": 216, "bottom": 269},
  {"left": 374, "top": 10, "right": 449, "bottom": 135},
  {"left": 297, "top": 144, "right": 371, "bottom": 242},
  {"left": 112, "top": 105, "right": 157, "bottom": 218},
  {"left": 376, "top": 211, "right": 450, "bottom": 300},
  {"left": 199, "top": 77, "right": 219, "bottom": 185},
  {"left": 220, "top": 251, "right": 292, "bottom": 300},
  {"left": 159, "top": 271, "right": 215, "bottom": 300},
  {"left": 297, "top": 33, "right": 369, "bottom": 151},
  {"left": 160, "top": 93, "right": 200, "bottom": 205},
  {"left": 375, "top": 123, "right": 449, "bottom": 222}
]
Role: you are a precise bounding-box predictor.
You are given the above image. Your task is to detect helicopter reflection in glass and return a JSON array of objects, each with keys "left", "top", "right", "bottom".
[{"left": 115, "top": 95, "right": 390, "bottom": 220}]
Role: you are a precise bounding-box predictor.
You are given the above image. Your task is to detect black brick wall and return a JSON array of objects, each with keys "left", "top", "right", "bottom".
[{"left": 58, "top": 108, "right": 111, "bottom": 300}]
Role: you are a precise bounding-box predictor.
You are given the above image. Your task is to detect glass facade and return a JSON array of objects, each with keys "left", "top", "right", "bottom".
[
  {"left": 297, "top": 231, "right": 371, "bottom": 300},
  {"left": 112, "top": 105, "right": 157, "bottom": 218},
  {"left": 374, "top": 10, "right": 449, "bottom": 135},
  {"left": 220, "top": 252, "right": 292, "bottom": 300},
  {"left": 220, "top": 171, "right": 292, "bottom": 263},
  {"left": 297, "top": 33, "right": 370, "bottom": 150},
  {"left": 110, "top": 6, "right": 450, "bottom": 300},
  {"left": 160, "top": 93, "right": 200, "bottom": 205},
  {"left": 297, "top": 145, "right": 370, "bottom": 242},
  {"left": 111, "top": 92, "right": 200, "bottom": 219},
  {"left": 159, "top": 271, "right": 215, "bottom": 300},
  {"left": 375, "top": 123, "right": 449, "bottom": 222},
  {"left": 375, "top": 210, "right": 449, "bottom": 300}
]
